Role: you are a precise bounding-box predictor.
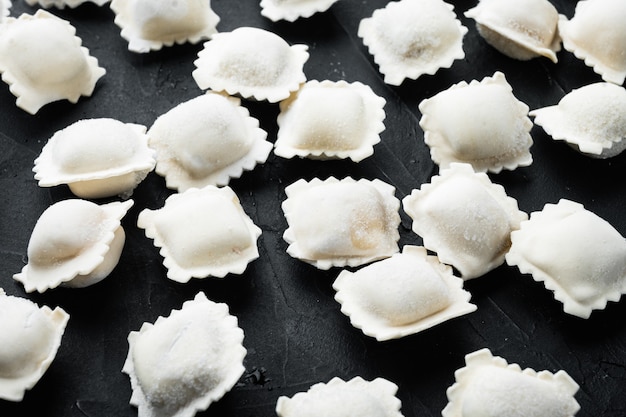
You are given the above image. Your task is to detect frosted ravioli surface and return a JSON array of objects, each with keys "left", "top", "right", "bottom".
[
  {"left": 358, "top": 0, "right": 467, "bottom": 86},
  {"left": 276, "top": 376, "right": 404, "bottom": 417},
  {"left": 506, "top": 199, "right": 626, "bottom": 318},
  {"left": 464, "top": 0, "right": 560, "bottom": 62},
  {"left": 34, "top": 118, "right": 155, "bottom": 198},
  {"left": 260, "top": 0, "right": 340, "bottom": 22},
  {"left": 402, "top": 163, "right": 527, "bottom": 280},
  {"left": 443, "top": 348, "right": 580, "bottom": 417},
  {"left": 1, "top": 0, "right": 10, "bottom": 22},
  {"left": 13, "top": 199, "right": 133, "bottom": 293},
  {"left": 0, "top": 289, "right": 69, "bottom": 402},
  {"left": 24, "top": 0, "right": 109, "bottom": 8},
  {"left": 559, "top": 0, "right": 626, "bottom": 85},
  {"left": 0, "top": 10, "right": 105, "bottom": 114},
  {"left": 275, "top": 80, "right": 386, "bottom": 162},
  {"left": 282, "top": 177, "right": 401, "bottom": 270},
  {"left": 137, "top": 185, "right": 262, "bottom": 282},
  {"left": 333, "top": 245, "right": 476, "bottom": 341},
  {"left": 193, "top": 26, "right": 309, "bottom": 102},
  {"left": 419, "top": 71, "right": 533, "bottom": 173},
  {"left": 110, "top": 0, "right": 219, "bottom": 53},
  {"left": 123, "top": 292, "right": 246, "bottom": 417},
  {"left": 530, "top": 82, "right": 626, "bottom": 158},
  {"left": 148, "top": 92, "right": 272, "bottom": 191}
]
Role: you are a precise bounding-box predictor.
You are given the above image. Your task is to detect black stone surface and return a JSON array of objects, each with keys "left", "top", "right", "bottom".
[{"left": 1, "top": 1, "right": 625, "bottom": 416}]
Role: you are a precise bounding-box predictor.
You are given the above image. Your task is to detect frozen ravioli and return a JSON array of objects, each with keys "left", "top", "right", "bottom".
[
  {"left": 193, "top": 27, "right": 309, "bottom": 102},
  {"left": 34, "top": 118, "right": 155, "bottom": 199},
  {"left": 419, "top": 71, "right": 533, "bottom": 173},
  {"left": 0, "top": 10, "right": 105, "bottom": 114},
  {"left": 123, "top": 292, "right": 246, "bottom": 417},
  {"left": 506, "top": 199, "right": 626, "bottom": 318},
  {"left": 443, "top": 348, "right": 580, "bottom": 417},
  {"left": 402, "top": 163, "right": 527, "bottom": 280},
  {"left": 559, "top": 0, "right": 626, "bottom": 85},
  {"left": 148, "top": 92, "right": 272, "bottom": 191},
  {"left": 358, "top": 0, "right": 467, "bottom": 85},
  {"left": 137, "top": 185, "right": 262, "bottom": 282},
  {"left": 465, "top": 0, "right": 560, "bottom": 62},
  {"left": 276, "top": 376, "right": 404, "bottom": 417},
  {"left": 24, "top": 0, "right": 109, "bottom": 8},
  {"left": 0, "top": 289, "right": 69, "bottom": 402},
  {"left": 110, "top": 0, "right": 220, "bottom": 53},
  {"left": 13, "top": 199, "right": 133, "bottom": 293},
  {"left": 530, "top": 82, "right": 626, "bottom": 158},
  {"left": 260, "top": 0, "right": 341, "bottom": 22},
  {"left": 333, "top": 246, "right": 476, "bottom": 341},
  {"left": 282, "top": 177, "right": 401, "bottom": 270},
  {"left": 275, "top": 80, "right": 386, "bottom": 162}
]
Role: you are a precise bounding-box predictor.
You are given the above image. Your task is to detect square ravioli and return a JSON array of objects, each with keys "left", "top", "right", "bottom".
[
  {"left": 123, "top": 292, "right": 246, "bottom": 417},
  {"left": 260, "top": 0, "right": 341, "bottom": 22},
  {"left": 137, "top": 185, "right": 262, "bottom": 283},
  {"left": 464, "top": 0, "right": 560, "bottom": 62},
  {"left": 0, "top": 10, "right": 105, "bottom": 115},
  {"left": 358, "top": 0, "right": 467, "bottom": 85},
  {"left": 0, "top": 289, "right": 69, "bottom": 402},
  {"left": 559, "top": 0, "right": 626, "bottom": 85},
  {"left": 192, "top": 26, "right": 309, "bottom": 102},
  {"left": 333, "top": 245, "right": 476, "bottom": 341},
  {"left": 275, "top": 80, "right": 386, "bottom": 162},
  {"left": 282, "top": 177, "right": 400, "bottom": 270},
  {"left": 148, "top": 92, "right": 272, "bottom": 191},
  {"left": 110, "top": 0, "right": 220, "bottom": 53},
  {"left": 530, "top": 82, "right": 626, "bottom": 158},
  {"left": 506, "top": 199, "right": 626, "bottom": 318},
  {"left": 34, "top": 118, "right": 156, "bottom": 199},
  {"left": 443, "top": 348, "right": 580, "bottom": 417},
  {"left": 402, "top": 163, "right": 527, "bottom": 280},
  {"left": 276, "top": 376, "right": 404, "bottom": 417},
  {"left": 419, "top": 71, "right": 533, "bottom": 173}
]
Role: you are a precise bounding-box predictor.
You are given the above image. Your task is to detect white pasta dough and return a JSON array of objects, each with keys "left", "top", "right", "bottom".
[
  {"left": 282, "top": 177, "right": 401, "bottom": 269},
  {"left": 443, "top": 348, "right": 580, "bottom": 417},
  {"left": 275, "top": 80, "right": 386, "bottom": 162},
  {"left": 123, "top": 292, "right": 246, "bottom": 417},
  {"left": 24, "top": 0, "right": 109, "bottom": 8},
  {"left": 530, "top": 82, "right": 626, "bottom": 158},
  {"left": 110, "top": 0, "right": 220, "bottom": 53},
  {"left": 0, "top": 10, "right": 106, "bottom": 114},
  {"left": 358, "top": 0, "right": 467, "bottom": 85},
  {"left": 276, "top": 376, "right": 404, "bottom": 417},
  {"left": 148, "top": 92, "right": 272, "bottom": 191},
  {"left": 0, "top": 289, "right": 69, "bottom": 402},
  {"left": 465, "top": 0, "right": 561, "bottom": 62},
  {"left": 260, "top": 0, "right": 341, "bottom": 22},
  {"left": 34, "top": 118, "right": 156, "bottom": 199},
  {"left": 506, "top": 199, "right": 626, "bottom": 318},
  {"left": 137, "top": 185, "right": 262, "bottom": 282},
  {"left": 333, "top": 245, "right": 476, "bottom": 341}
]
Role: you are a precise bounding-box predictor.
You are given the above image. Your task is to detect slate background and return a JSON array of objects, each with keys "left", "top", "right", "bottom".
[{"left": 1, "top": 0, "right": 625, "bottom": 416}]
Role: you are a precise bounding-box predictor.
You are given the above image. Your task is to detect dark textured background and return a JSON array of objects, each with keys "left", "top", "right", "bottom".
[{"left": 1, "top": 0, "right": 625, "bottom": 416}]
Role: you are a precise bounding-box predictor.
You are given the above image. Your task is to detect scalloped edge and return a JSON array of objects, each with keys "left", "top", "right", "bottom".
[
  {"left": 333, "top": 245, "right": 476, "bottom": 341},
  {"left": 24, "top": 0, "right": 108, "bottom": 9},
  {"left": 443, "top": 348, "right": 580, "bottom": 417},
  {"left": 137, "top": 186, "right": 261, "bottom": 283},
  {"left": 148, "top": 92, "right": 272, "bottom": 191},
  {"left": 122, "top": 292, "right": 246, "bottom": 417},
  {"left": 282, "top": 176, "right": 400, "bottom": 270},
  {"left": 418, "top": 71, "right": 533, "bottom": 173},
  {"left": 276, "top": 376, "right": 403, "bottom": 417},
  {"left": 192, "top": 27, "right": 309, "bottom": 102},
  {"left": 260, "top": 0, "right": 340, "bottom": 22},
  {"left": 402, "top": 163, "right": 528, "bottom": 279},
  {"left": 275, "top": 79, "right": 386, "bottom": 162},
  {"left": 358, "top": 0, "right": 467, "bottom": 86}
]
